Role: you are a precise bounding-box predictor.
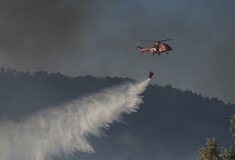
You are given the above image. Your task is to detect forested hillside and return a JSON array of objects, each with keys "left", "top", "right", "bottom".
[{"left": 0, "top": 68, "right": 234, "bottom": 160}]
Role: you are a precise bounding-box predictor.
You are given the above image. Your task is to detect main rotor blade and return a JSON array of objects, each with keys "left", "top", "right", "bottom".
[
  {"left": 159, "top": 38, "right": 177, "bottom": 42},
  {"left": 142, "top": 38, "right": 177, "bottom": 43}
]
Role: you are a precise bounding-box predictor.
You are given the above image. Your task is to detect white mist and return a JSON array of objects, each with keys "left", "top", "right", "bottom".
[{"left": 0, "top": 79, "right": 150, "bottom": 160}]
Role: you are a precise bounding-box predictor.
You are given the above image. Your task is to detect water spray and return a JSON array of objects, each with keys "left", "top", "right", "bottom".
[{"left": 0, "top": 79, "right": 150, "bottom": 160}]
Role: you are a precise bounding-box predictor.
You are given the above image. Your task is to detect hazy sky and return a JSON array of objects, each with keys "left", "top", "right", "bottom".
[{"left": 0, "top": 0, "right": 235, "bottom": 102}]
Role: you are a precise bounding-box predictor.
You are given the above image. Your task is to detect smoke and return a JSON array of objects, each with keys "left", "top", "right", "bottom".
[{"left": 0, "top": 79, "right": 150, "bottom": 160}]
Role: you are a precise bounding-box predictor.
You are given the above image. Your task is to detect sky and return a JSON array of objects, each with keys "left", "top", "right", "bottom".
[{"left": 0, "top": 0, "right": 235, "bottom": 102}]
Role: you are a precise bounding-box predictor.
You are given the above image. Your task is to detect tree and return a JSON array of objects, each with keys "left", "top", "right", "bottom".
[{"left": 199, "top": 114, "right": 235, "bottom": 160}]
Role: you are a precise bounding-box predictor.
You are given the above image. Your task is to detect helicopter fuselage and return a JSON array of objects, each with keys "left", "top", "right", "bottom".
[{"left": 137, "top": 43, "right": 172, "bottom": 55}]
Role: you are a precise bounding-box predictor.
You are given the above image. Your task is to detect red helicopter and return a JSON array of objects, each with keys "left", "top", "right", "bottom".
[{"left": 136, "top": 38, "right": 175, "bottom": 56}]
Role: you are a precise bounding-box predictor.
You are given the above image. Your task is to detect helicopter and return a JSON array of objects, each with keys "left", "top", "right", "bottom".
[{"left": 136, "top": 38, "right": 175, "bottom": 56}]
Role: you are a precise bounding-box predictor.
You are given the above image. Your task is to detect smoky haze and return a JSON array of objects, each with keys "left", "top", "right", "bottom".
[{"left": 0, "top": 0, "right": 235, "bottom": 102}]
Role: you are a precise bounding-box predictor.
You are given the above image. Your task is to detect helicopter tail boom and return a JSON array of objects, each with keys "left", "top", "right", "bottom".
[{"left": 136, "top": 43, "right": 144, "bottom": 53}]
